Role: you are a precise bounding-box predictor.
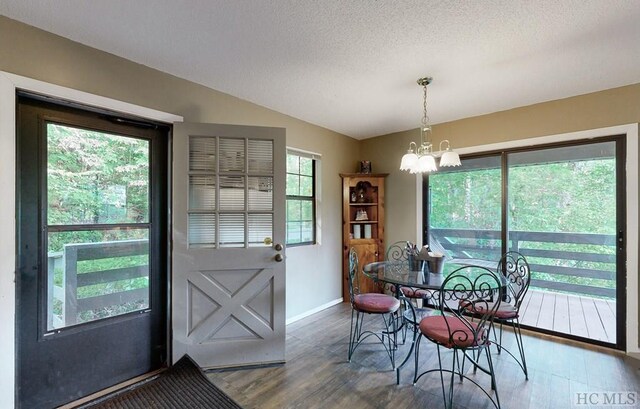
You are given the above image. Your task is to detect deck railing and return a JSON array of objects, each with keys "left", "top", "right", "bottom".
[
  {"left": 47, "top": 239, "right": 149, "bottom": 329},
  {"left": 430, "top": 228, "right": 616, "bottom": 298}
]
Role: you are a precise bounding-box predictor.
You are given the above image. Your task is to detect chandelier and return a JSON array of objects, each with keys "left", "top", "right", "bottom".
[{"left": 399, "top": 77, "right": 461, "bottom": 173}]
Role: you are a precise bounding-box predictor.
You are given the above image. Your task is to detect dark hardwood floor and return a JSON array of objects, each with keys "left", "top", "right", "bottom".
[{"left": 206, "top": 302, "right": 640, "bottom": 409}]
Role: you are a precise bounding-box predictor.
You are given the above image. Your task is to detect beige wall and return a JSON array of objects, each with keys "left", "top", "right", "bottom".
[
  {"left": 0, "top": 16, "right": 360, "bottom": 320},
  {"left": 361, "top": 83, "right": 640, "bottom": 245}
]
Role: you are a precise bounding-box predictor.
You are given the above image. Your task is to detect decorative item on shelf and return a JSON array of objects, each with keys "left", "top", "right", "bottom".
[
  {"left": 353, "top": 224, "right": 361, "bottom": 239},
  {"left": 364, "top": 224, "right": 372, "bottom": 239},
  {"left": 399, "top": 77, "right": 462, "bottom": 174},
  {"left": 355, "top": 209, "right": 368, "bottom": 221},
  {"left": 350, "top": 190, "right": 357, "bottom": 202},
  {"left": 359, "top": 160, "right": 372, "bottom": 174}
]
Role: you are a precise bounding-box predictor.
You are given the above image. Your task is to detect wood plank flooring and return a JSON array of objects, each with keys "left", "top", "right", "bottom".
[
  {"left": 206, "top": 302, "right": 639, "bottom": 409},
  {"left": 519, "top": 290, "right": 617, "bottom": 344}
]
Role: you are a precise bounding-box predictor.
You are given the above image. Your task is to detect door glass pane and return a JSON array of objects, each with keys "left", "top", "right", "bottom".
[
  {"left": 220, "top": 213, "right": 245, "bottom": 247},
  {"left": 220, "top": 176, "right": 245, "bottom": 210},
  {"left": 190, "top": 175, "right": 216, "bottom": 211},
  {"left": 428, "top": 155, "right": 502, "bottom": 271},
  {"left": 507, "top": 142, "right": 617, "bottom": 342},
  {"left": 248, "top": 139, "right": 273, "bottom": 174},
  {"left": 189, "top": 137, "right": 216, "bottom": 172},
  {"left": 189, "top": 214, "right": 216, "bottom": 248},
  {"left": 47, "top": 123, "right": 149, "bottom": 225},
  {"left": 220, "top": 138, "right": 245, "bottom": 172},
  {"left": 248, "top": 214, "right": 273, "bottom": 247},
  {"left": 248, "top": 176, "right": 273, "bottom": 211},
  {"left": 47, "top": 229, "right": 149, "bottom": 331}
]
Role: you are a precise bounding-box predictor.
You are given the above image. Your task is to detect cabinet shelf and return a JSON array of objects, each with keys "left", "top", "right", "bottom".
[{"left": 341, "top": 173, "right": 388, "bottom": 300}]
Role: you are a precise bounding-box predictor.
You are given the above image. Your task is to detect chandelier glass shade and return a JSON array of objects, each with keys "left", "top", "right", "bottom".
[{"left": 399, "top": 77, "right": 461, "bottom": 173}]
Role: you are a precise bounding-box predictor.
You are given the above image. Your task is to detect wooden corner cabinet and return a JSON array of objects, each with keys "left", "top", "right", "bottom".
[{"left": 340, "top": 173, "right": 388, "bottom": 301}]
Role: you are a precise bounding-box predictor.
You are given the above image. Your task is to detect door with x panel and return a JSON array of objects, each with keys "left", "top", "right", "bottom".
[{"left": 172, "top": 123, "right": 286, "bottom": 367}]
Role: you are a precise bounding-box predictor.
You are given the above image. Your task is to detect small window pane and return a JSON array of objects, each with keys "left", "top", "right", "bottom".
[
  {"left": 287, "top": 222, "right": 302, "bottom": 244},
  {"left": 300, "top": 176, "right": 313, "bottom": 196},
  {"left": 220, "top": 213, "right": 244, "bottom": 247},
  {"left": 287, "top": 200, "right": 302, "bottom": 221},
  {"left": 189, "top": 175, "right": 216, "bottom": 211},
  {"left": 301, "top": 201, "right": 313, "bottom": 221},
  {"left": 219, "top": 176, "right": 245, "bottom": 210},
  {"left": 248, "top": 177, "right": 273, "bottom": 211},
  {"left": 220, "top": 138, "right": 245, "bottom": 173},
  {"left": 287, "top": 154, "right": 299, "bottom": 173},
  {"left": 301, "top": 221, "right": 314, "bottom": 242},
  {"left": 286, "top": 174, "right": 299, "bottom": 196},
  {"left": 300, "top": 157, "right": 313, "bottom": 176},
  {"left": 189, "top": 137, "right": 216, "bottom": 172},
  {"left": 189, "top": 214, "right": 216, "bottom": 247}
]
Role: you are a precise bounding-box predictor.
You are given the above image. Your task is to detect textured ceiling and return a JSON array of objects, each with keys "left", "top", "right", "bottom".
[{"left": 1, "top": 1, "right": 639, "bottom": 139}]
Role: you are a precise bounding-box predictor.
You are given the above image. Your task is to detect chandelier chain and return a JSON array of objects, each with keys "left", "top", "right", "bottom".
[{"left": 422, "top": 83, "right": 429, "bottom": 127}]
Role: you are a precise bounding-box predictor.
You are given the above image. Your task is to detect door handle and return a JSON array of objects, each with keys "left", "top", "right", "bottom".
[
  {"left": 275, "top": 254, "right": 284, "bottom": 262},
  {"left": 274, "top": 243, "right": 283, "bottom": 251}
]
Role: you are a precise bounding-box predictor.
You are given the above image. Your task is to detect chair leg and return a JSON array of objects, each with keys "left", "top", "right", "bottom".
[
  {"left": 347, "top": 309, "right": 359, "bottom": 361},
  {"left": 447, "top": 348, "right": 457, "bottom": 409},
  {"left": 485, "top": 346, "right": 501, "bottom": 409},
  {"left": 513, "top": 318, "right": 528, "bottom": 380}
]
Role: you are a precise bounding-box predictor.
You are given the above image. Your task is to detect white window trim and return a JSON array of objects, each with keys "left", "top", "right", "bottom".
[
  {"left": 286, "top": 147, "right": 322, "bottom": 245},
  {"left": 415, "top": 125, "right": 639, "bottom": 354},
  {"left": 0, "top": 71, "right": 183, "bottom": 406}
]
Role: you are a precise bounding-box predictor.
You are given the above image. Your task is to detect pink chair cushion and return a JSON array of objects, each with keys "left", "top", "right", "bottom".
[
  {"left": 354, "top": 293, "right": 400, "bottom": 314},
  {"left": 462, "top": 300, "right": 518, "bottom": 319},
  {"left": 419, "top": 316, "right": 485, "bottom": 348}
]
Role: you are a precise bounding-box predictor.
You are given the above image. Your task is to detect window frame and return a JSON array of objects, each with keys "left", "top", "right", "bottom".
[{"left": 285, "top": 149, "right": 318, "bottom": 247}]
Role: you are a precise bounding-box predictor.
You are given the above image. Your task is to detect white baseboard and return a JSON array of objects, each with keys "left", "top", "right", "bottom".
[{"left": 286, "top": 298, "right": 343, "bottom": 325}]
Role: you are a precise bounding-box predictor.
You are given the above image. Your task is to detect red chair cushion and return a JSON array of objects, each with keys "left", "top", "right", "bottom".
[
  {"left": 462, "top": 300, "right": 518, "bottom": 319},
  {"left": 354, "top": 293, "right": 400, "bottom": 314},
  {"left": 419, "top": 316, "right": 485, "bottom": 348}
]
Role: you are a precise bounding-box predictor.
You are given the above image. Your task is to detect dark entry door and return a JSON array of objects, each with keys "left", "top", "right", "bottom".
[{"left": 16, "top": 95, "right": 168, "bottom": 408}]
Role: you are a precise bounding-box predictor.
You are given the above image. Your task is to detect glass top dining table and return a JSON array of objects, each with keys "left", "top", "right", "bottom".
[
  {"left": 362, "top": 259, "right": 505, "bottom": 292},
  {"left": 362, "top": 260, "right": 449, "bottom": 291}
]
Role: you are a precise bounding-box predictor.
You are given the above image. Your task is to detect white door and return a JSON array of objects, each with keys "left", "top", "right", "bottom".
[{"left": 172, "top": 122, "right": 286, "bottom": 368}]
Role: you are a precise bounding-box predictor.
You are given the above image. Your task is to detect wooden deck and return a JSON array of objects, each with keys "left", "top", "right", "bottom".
[{"left": 519, "top": 290, "right": 617, "bottom": 344}]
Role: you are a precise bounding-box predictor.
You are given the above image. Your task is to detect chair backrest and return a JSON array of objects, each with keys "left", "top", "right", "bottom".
[
  {"left": 497, "top": 251, "right": 531, "bottom": 310},
  {"left": 439, "top": 265, "right": 502, "bottom": 347},
  {"left": 385, "top": 241, "right": 411, "bottom": 262},
  {"left": 348, "top": 247, "right": 359, "bottom": 304}
]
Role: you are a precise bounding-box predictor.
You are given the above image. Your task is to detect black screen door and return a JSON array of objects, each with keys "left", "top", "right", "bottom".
[{"left": 16, "top": 95, "right": 168, "bottom": 408}]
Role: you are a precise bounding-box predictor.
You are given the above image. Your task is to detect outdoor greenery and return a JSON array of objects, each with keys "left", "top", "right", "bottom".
[
  {"left": 286, "top": 153, "right": 315, "bottom": 244},
  {"left": 429, "top": 148, "right": 617, "bottom": 299},
  {"left": 46, "top": 123, "right": 150, "bottom": 328}
]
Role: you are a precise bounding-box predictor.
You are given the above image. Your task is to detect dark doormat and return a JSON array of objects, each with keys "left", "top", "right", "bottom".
[{"left": 84, "top": 355, "right": 243, "bottom": 409}]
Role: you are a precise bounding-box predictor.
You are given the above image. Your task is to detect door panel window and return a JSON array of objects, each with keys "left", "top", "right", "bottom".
[
  {"left": 188, "top": 136, "right": 274, "bottom": 248},
  {"left": 46, "top": 123, "right": 152, "bottom": 331}
]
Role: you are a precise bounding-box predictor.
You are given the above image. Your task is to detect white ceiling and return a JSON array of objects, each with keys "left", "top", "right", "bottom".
[{"left": 2, "top": 1, "right": 640, "bottom": 139}]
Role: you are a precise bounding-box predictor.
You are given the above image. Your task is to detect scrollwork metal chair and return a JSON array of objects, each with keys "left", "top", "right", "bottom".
[
  {"left": 492, "top": 251, "right": 531, "bottom": 379},
  {"left": 414, "top": 265, "right": 503, "bottom": 409},
  {"left": 347, "top": 247, "right": 400, "bottom": 368}
]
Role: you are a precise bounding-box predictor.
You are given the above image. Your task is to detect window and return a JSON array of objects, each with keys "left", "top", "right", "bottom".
[{"left": 286, "top": 150, "right": 317, "bottom": 245}]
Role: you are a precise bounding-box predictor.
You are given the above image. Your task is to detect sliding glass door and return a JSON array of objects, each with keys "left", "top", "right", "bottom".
[{"left": 425, "top": 137, "right": 625, "bottom": 349}]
